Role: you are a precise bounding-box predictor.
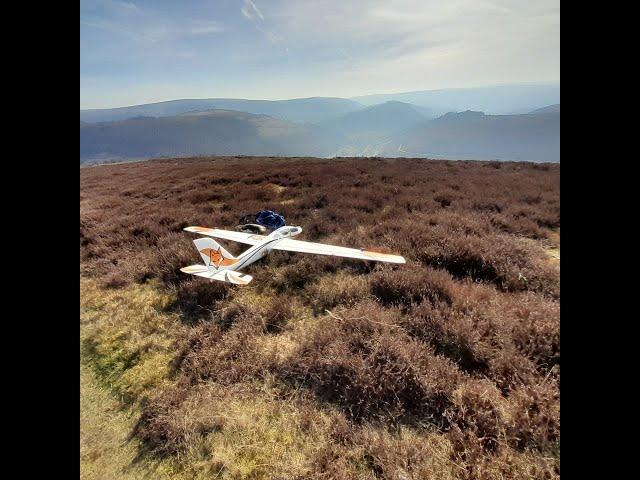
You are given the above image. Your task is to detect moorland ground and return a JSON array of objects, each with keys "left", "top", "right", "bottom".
[{"left": 80, "top": 156, "right": 560, "bottom": 479}]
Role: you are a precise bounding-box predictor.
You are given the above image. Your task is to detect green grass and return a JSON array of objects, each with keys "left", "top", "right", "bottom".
[
  {"left": 80, "top": 362, "right": 190, "bottom": 480},
  {"left": 80, "top": 277, "right": 181, "bottom": 405}
]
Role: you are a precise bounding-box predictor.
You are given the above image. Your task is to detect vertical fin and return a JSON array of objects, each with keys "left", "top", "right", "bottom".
[{"left": 193, "top": 237, "right": 237, "bottom": 268}]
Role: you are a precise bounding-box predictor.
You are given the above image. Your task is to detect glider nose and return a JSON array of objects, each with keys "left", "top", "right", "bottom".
[{"left": 294, "top": 226, "right": 302, "bottom": 236}]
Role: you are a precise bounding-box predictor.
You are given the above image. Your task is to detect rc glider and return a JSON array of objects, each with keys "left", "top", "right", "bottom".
[{"left": 181, "top": 225, "right": 405, "bottom": 285}]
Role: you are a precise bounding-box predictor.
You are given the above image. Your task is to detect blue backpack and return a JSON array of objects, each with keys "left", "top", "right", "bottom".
[{"left": 255, "top": 210, "right": 286, "bottom": 230}]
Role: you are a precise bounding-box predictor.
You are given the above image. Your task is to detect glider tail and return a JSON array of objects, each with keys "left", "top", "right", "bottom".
[
  {"left": 192, "top": 237, "right": 238, "bottom": 268},
  {"left": 179, "top": 265, "right": 253, "bottom": 285}
]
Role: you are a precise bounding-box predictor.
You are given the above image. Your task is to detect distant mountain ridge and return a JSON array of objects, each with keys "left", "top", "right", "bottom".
[
  {"left": 352, "top": 84, "right": 560, "bottom": 115},
  {"left": 80, "top": 97, "right": 364, "bottom": 125},
  {"left": 529, "top": 104, "right": 560, "bottom": 114},
  {"left": 81, "top": 84, "right": 559, "bottom": 124},
  {"left": 80, "top": 86, "right": 560, "bottom": 163}
]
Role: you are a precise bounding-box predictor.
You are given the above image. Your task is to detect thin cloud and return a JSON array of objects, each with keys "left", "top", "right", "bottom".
[
  {"left": 81, "top": 0, "right": 559, "bottom": 107},
  {"left": 241, "top": 0, "right": 264, "bottom": 21},
  {"left": 82, "top": 1, "right": 225, "bottom": 42},
  {"left": 187, "top": 21, "right": 226, "bottom": 36}
]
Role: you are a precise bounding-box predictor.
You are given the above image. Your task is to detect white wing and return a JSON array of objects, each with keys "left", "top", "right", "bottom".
[
  {"left": 184, "top": 226, "right": 265, "bottom": 245},
  {"left": 273, "top": 238, "right": 405, "bottom": 264}
]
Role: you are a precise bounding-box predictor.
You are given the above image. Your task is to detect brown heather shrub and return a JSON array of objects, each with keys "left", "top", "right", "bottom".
[
  {"left": 174, "top": 318, "right": 271, "bottom": 385},
  {"left": 403, "top": 303, "right": 492, "bottom": 376},
  {"left": 309, "top": 420, "right": 560, "bottom": 480},
  {"left": 370, "top": 263, "right": 456, "bottom": 307},
  {"left": 312, "top": 427, "right": 460, "bottom": 480},
  {"left": 170, "top": 279, "right": 229, "bottom": 323},
  {"left": 270, "top": 257, "right": 330, "bottom": 292},
  {"left": 170, "top": 321, "right": 223, "bottom": 379},
  {"left": 279, "top": 302, "right": 463, "bottom": 424},
  {"left": 133, "top": 385, "right": 193, "bottom": 455},
  {"left": 133, "top": 383, "right": 228, "bottom": 456},
  {"left": 508, "top": 296, "right": 560, "bottom": 370},
  {"left": 446, "top": 426, "right": 559, "bottom": 480},
  {"left": 81, "top": 158, "right": 558, "bottom": 294},
  {"left": 404, "top": 286, "right": 559, "bottom": 390},
  {"left": 487, "top": 347, "right": 541, "bottom": 393},
  {"left": 207, "top": 300, "right": 246, "bottom": 331},
  {"left": 506, "top": 381, "right": 560, "bottom": 455},
  {"left": 100, "top": 270, "right": 128, "bottom": 289},
  {"left": 262, "top": 299, "right": 294, "bottom": 333},
  {"left": 490, "top": 211, "right": 545, "bottom": 238},
  {"left": 80, "top": 157, "right": 559, "bottom": 474},
  {"left": 403, "top": 227, "right": 558, "bottom": 297},
  {"left": 448, "top": 379, "right": 510, "bottom": 453},
  {"left": 307, "top": 272, "right": 371, "bottom": 313}
]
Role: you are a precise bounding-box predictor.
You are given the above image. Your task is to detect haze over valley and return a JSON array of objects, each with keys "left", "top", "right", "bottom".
[{"left": 80, "top": 84, "right": 560, "bottom": 164}]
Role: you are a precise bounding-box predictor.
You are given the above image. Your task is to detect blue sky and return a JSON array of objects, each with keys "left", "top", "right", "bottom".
[{"left": 80, "top": 0, "right": 560, "bottom": 109}]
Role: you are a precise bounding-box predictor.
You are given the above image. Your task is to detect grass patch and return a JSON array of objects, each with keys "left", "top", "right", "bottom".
[
  {"left": 80, "top": 363, "right": 193, "bottom": 480},
  {"left": 81, "top": 277, "right": 183, "bottom": 404}
]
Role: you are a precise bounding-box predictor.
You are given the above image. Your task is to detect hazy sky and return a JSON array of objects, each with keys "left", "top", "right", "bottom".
[{"left": 80, "top": 0, "right": 559, "bottom": 109}]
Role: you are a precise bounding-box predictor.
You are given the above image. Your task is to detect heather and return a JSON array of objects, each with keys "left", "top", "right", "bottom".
[{"left": 81, "top": 156, "right": 559, "bottom": 479}]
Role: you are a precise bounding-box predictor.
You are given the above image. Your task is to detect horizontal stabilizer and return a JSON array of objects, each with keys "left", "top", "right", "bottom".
[
  {"left": 180, "top": 264, "right": 210, "bottom": 274},
  {"left": 223, "top": 270, "right": 253, "bottom": 285},
  {"left": 180, "top": 265, "right": 253, "bottom": 285}
]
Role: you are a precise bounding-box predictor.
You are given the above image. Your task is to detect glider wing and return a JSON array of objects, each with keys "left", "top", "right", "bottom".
[
  {"left": 272, "top": 239, "right": 406, "bottom": 264},
  {"left": 184, "top": 226, "right": 265, "bottom": 245}
]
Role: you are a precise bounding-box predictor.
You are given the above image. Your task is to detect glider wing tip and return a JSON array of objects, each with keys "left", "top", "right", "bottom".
[
  {"left": 180, "top": 264, "right": 209, "bottom": 274},
  {"left": 362, "top": 249, "right": 406, "bottom": 264},
  {"left": 225, "top": 271, "right": 253, "bottom": 285},
  {"left": 184, "top": 226, "right": 212, "bottom": 232}
]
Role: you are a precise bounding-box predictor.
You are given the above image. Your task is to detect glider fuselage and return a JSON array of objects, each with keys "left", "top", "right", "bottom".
[{"left": 224, "top": 225, "right": 302, "bottom": 272}]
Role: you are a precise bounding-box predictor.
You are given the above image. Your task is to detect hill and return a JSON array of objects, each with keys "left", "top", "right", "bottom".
[
  {"left": 323, "top": 101, "right": 428, "bottom": 134},
  {"left": 80, "top": 110, "right": 335, "bottom": 163},
  {"left": 81, "top": 156, "right": 559, "bottom": 480},
  {"left": 529, "top": 103, "right": 560, "bottom": 114},
  {"left": 80, "top": 97, "right": 364, "bottom": 125},
  {"left": 319, "top": 101, "right": 432, "bottom": 157},
  {"left": 390, "top": 110, "right": 560, "bottom": 162}
]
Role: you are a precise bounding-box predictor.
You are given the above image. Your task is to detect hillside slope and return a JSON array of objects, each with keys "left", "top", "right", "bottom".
[
  {"left": 81, "top": 108, "right": 560, "bottom": 163},
  {"left": 81, "top": 157, "right": 560, "bottom": 480},
  {"left": 390, "top": 110, "right": 560, "bottom": 162},
  {"left": 323, "top": 101, "right": 428, "bottom": 134},
  {"left": 80, "top": 110, "right": 335, "bottom": 163}
]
